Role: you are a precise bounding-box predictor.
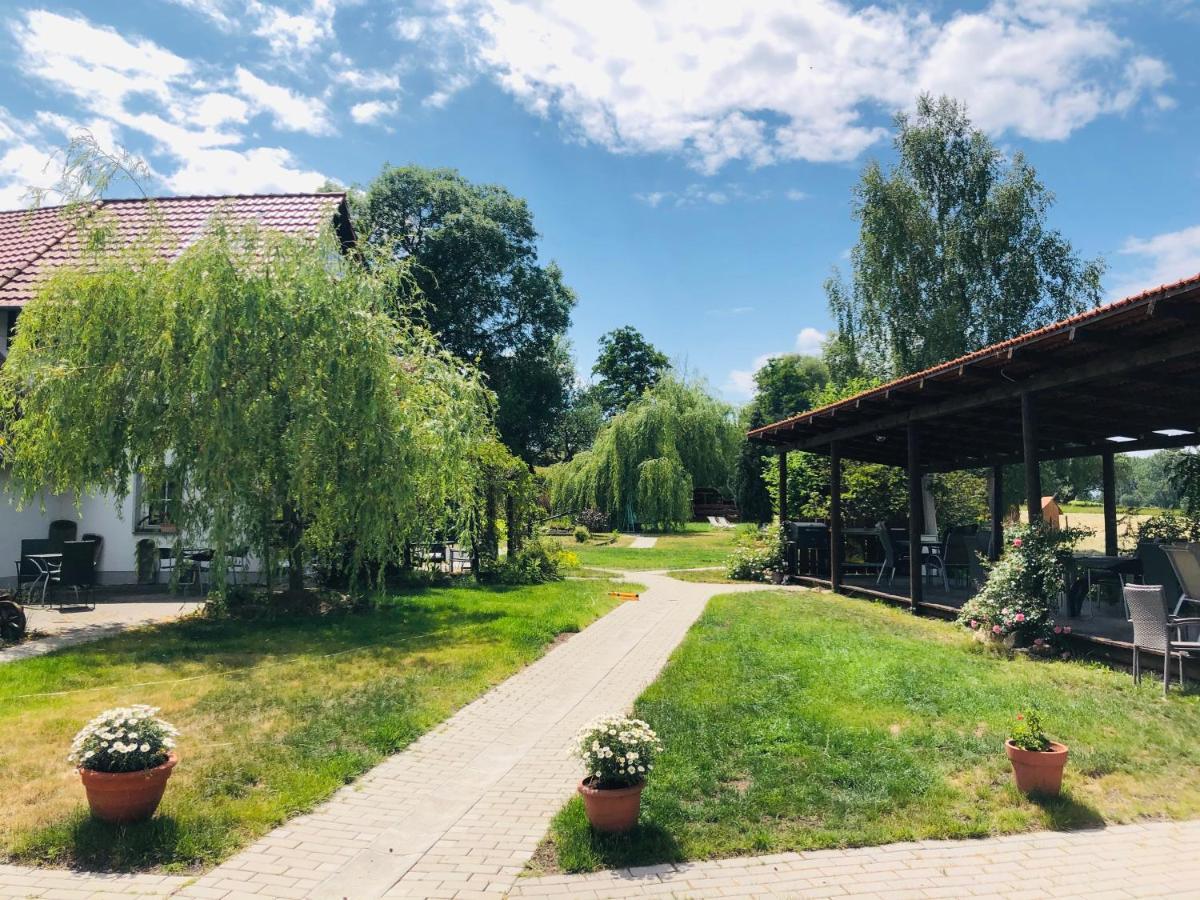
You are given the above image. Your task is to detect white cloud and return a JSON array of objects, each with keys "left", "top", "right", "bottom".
[
  {"left": 435, "top": 0, "right": 1169, "bottom": 173},
  {"left": 167, "top": 146, "right": 325, "bottom": 194},
  {"left": 340, "top": 67, "right": 402, "bottom": 93},
  {"left": 235, "top": 68, "right": 331, "bottom": 135},
  {"left": 726, "top": 352, "right": 781, "bottom": 399},
  {"left": 191, "top": 93, "right": 251, "bottom": 128},
  {"left": 252, "top": 0, "right": 337, "bottom": 56},
  {"left": 166, "top": 0, "right": 338, "bottom": 56},
  {"left": 635, "top": 183, "right": 771, "bottom": 208},
  {"left": 785, "top": 189, "right": 809, "bottom": 202},
  {"left": 1113, "top": 225, "right": 1200, "bottom": 300},
  {"left": 795, "top": 327, "right": 827, "bottom": 356},
  {"left": 14, "top": 10, "right": 191, "bottom": 113},
  {"left": 350, "top": 99, "right": 400, "bottom": 125},
  {"left": 4, "top": 10, "right": 332, "bottom": 201}
]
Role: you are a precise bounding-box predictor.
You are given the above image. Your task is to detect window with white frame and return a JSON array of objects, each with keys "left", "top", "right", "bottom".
[{"left": 134, "top": 473, "right": 181, "bottom": 532}]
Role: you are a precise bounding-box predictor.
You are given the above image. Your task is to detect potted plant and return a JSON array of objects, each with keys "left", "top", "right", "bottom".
[
  {"left": 574, "top": 714, "right": 663, "bottom": 833},
  {"left": 70, "top": 705, "right": 180, "bottom": 823},
  {"left": 1004, "top": 708, "right": 1068, "bottom": 796}
]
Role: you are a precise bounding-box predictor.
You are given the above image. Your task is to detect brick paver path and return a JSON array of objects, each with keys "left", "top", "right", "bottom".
[
  {"left": 0, "top": 571, "right": 752, "bottom": 899},
  {"left": 5, "top": 575, "right": 1199, "bottom": 899},
  {"left": 510, "top": 819, "right": 1200, "bottom": 899},
  {"left": 3, "top": 598, "right": 204, "bottom": 665},
  {"left": 628, "top": 537, "right": 658, "bottom": 549}
]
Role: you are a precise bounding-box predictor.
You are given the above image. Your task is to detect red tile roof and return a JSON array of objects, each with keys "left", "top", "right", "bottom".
[
  {"left": 748, "top": 269, "right": 1200, "bottom": 441},
  {"left": 0, "top": 193, "right": 352, "bottom": 308}
]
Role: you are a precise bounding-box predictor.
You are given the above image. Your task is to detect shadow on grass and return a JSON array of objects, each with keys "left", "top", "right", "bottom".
[
  {"left": 13, "top": 811, "right": 189, "bottom": 873},
  {"left": 550, "top": 796, "right": 683, "bottom": 873},
  {"left": 4, "top": 591, "right": 513, "bottom": 696},
  {"left": 1029, "top": 790, "right": 1107, "bottom": 831}
]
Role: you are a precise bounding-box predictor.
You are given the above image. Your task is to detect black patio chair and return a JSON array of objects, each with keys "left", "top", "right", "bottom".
[
  {"left": 942, "top": 528, "right": 978, "bottom": 590},
  {"left": 81, "top": 532, "right": 104, "bottom": 567},
  {"left": 1124, "top": 583, "right": 1200, "bottom": 695},
  {"left": 47, "top": 519, "right": 77, "bottom": 553},
  {"left": 50, "top": 540, "right": 98, "bottom": 610}
]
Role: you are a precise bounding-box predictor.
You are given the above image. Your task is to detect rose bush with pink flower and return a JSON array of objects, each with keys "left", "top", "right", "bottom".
[{"left": 957, "top": 523, "right": 1089, "bottom": 647}]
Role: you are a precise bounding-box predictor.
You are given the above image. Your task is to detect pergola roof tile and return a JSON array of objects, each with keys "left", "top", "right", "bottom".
[{"left": 749, "top": 271, "right": 1200, "bottom": 470}]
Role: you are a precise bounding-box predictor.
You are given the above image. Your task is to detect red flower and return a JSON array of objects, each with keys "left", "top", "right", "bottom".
[
  {"left": 1053, "top": 625, "right": 1063, "bottom": 634},
  {"left": 1012, "top": 538, "right": 1023, "bottom": 548}
]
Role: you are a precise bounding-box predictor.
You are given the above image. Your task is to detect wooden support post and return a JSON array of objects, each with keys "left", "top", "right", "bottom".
[
  {"left": 989, "top": 465, "right": 1004, "bottom": 561},
  {"left": 778, "top": 449, "right": 789, "bottom": 524},
  {"left": 1102, "top": 451, "right": 1118, "bottom": 556},
  {"left": 1021, "top": 392, "right": 1042, "bottom": 527},
  {"left": 907, "top": 424, "right": 923, "bottom": 613},
  {"left": 830, "top": 442, "right": 842, "bottom": 592}
]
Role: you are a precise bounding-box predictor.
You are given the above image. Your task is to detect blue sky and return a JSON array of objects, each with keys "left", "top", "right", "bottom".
[{"left": 1, "top": 1, "right": 1198, "bottom": 404}]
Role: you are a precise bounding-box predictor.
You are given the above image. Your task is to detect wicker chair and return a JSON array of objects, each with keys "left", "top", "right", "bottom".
[{"left": 1123, "top": 583, "right": 1200, "bottom": 695}]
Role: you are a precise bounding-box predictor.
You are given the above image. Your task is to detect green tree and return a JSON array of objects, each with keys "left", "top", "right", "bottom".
[
  {"left": 358, "top": 165, "right": 576, "bottom": 463},
  {"left": 591, "top": 326, "right": 670, "bottom": 417},
  {"left": 546, "top": 377, "right": 739, "bottom": 531},
  {"left": 735, "top": 355, "right": 829, "bottom": 524},
  {"left": 0, "top": 217, "right": 492, "bottom": 595},
  {"left": 751, "top": 354, "right": 829, "bottom": 423},
  {"left": 826, "top": 95, "right": 1103, "bottom": 378},
  {"left": 550, "top": 383, "right": 606, "bottom": 461}
]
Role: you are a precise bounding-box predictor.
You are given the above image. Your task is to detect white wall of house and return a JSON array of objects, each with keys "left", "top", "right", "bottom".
[{"left": 0, "top": 475, "right": 147, "bottom": 585}]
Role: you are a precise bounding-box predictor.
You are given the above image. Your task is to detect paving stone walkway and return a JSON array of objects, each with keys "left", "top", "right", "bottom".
[
  {"left": 5, "top": 574, "right": 1200, "bottom": 899},
  {"left": 0, "top": 571, "right": 754, "bottom": 899},
  {"left": 511, "top": 819, "right": 1200, "bottom": 898},
  {"left": 628, "top": 537, "right": 658, "bottom": 549},
  {"left": 2, "top": 598, "right": 203, "bottom": 665}
]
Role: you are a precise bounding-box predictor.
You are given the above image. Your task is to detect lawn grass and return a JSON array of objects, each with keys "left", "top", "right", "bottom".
[
  {"left": 558, "top": 524, "right": 743, "bottom": 571},
  {"left": 666, "top": 568, "right": 744, "bottom": 584},
  {"left": 546, "top": 589, "right": 1200, "bottom": 872},
  {"left": 0, "top": 578, "right": 636, "bottom": 873}
]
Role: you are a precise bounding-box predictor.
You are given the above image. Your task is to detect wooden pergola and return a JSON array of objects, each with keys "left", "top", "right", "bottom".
[{"left": 748, "top": 273, "right": 1200, "bottom": 612}]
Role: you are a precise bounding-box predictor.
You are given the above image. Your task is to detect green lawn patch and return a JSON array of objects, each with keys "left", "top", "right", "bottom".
[
  {"left": 0, "top": 578, "right": 635, "bottom": 873},
  {"left": 559, "top": 524, "right": 742, "bottom": 571},
  {"left": 546, "top": 589, "right": 1200, "bottom": 872}
]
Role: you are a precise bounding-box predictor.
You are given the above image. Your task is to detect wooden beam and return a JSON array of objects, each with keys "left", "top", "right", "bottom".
[
  {"left": 778, "top": 449, "right": 788, "bottom": 523},
  {"left": 1102, "top": 451, "right": 1118, "bottom": 556},
  {"left": 767, "top": 331, "right": 1200, "bottom": 452},
  {"left": 1022, "top": 392, "right": 1042, "bottom": 525},
  {"left": 990, "top": 465, "right": 1004, "bottom": 561},
  {"left": 907, "top": 424, "right": 923, "bottom": 613},
  {"left": 830, "top": 442, "right": 842, "bottom": 593}
]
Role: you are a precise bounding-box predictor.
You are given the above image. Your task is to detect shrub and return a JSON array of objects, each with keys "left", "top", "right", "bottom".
[
  {"left": 1009, "top": 708, "right": 1051, "bottom": 752},
  {"left": 574, "top": 714, "right": 663, "bottom": 789},
  {"left": 495, "top": 538, "right": 571, "bottom": 584},
  {"left": 726, "top": 524, "right": 784, "bottom": 581},
  {"left": 576, "top": 508, "right": 609, "bottom": 532},
  {"left": 574, "top": 525, "right": 590, "bottom": 543},
  {"left": 69, "top": 705, "right": 179, "bottom": 773},
  {"left": 1128, "top": 510, "right": 1200, "bottom": 548},
  {"left": 958, "top": 523, "right": 1087, "bottom": 647}
]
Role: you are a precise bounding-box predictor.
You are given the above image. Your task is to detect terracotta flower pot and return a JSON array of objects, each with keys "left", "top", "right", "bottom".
[
  {"left": 1005, "top": 740, "right": 1067, "bottom": 796},
  {"left": 578, "top": 777, "right": 644, "bottom": 833},
  {"left": 80, "top": 753, "right": 178, "bottom": 824}
]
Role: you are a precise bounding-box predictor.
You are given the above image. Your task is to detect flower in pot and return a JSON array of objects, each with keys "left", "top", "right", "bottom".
[
  {"left": 574, "top": 714, "right": 663, "bottom": 833},
  {"left": 69, "top": 705, "right": 180, "bottom": 824},
  {"left": 1004, "top": 708, "right": 1068, "bottom": 797}
]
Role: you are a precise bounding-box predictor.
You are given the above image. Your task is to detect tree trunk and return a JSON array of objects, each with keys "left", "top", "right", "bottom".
[
  {"left": 506, "top": 492, "right": 520, "bottom": 557},
  {"left": 283, "top": 502, "right": 304, "bottom": 592},
  {"left": 483, "top": 485, "right": 498, "bottom": 564}
]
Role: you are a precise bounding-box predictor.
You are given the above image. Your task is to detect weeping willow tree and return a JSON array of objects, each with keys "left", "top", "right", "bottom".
[
  {"left": 546, "top": 377, "right": 738, "bottom": 531},
  {"left": 0, "top": 213, "right": 494, "bottom": 595}
]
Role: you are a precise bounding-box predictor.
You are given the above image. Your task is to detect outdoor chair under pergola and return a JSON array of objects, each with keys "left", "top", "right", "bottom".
[
  {"left": 749, "top": 271, "right": 1200, "bottom": 667},
  {"left": 1124, "top": 584, "right": 1200, "bottom": 694}
]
